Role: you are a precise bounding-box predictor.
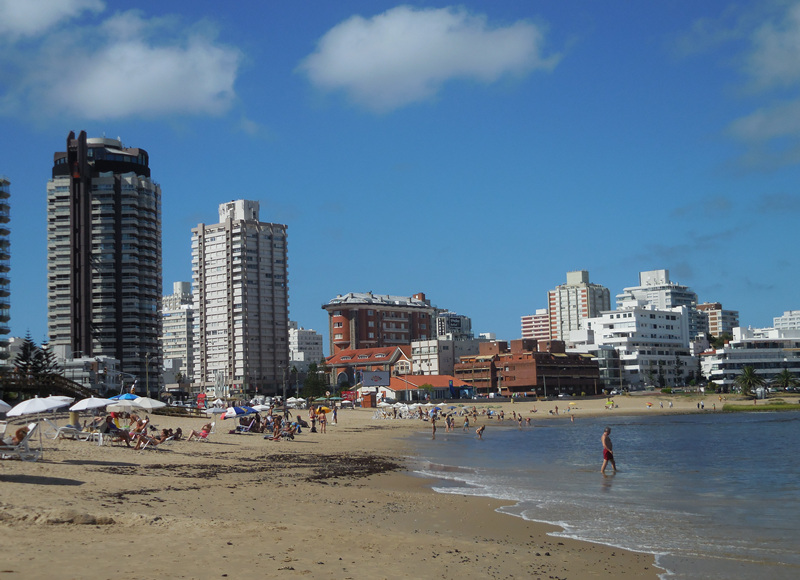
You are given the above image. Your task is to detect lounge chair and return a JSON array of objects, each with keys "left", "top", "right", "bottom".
[
  {"left": 235, "top": 418, "right": 256, "bottom": 433},
  {"left": 0, "top": 422, "right": 41, "bottom": 461},
  {"left": 42, "top": 418, "right": 94, "bottom": 441}
]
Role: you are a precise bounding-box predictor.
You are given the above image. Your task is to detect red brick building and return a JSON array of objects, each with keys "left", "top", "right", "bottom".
[
  {"left": 322, "top": 292, "right": 436, "bottom": 355},
  {"left": 454, "top": 339, "right": 600, "bottom": 397},
  {"left": 325, "top": 345, "right": 412, "bottom": 387}
]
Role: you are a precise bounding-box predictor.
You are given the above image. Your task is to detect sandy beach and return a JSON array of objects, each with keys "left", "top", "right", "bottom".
[{"left": 1, "top": 394, "right": 754, "bottom": 579}]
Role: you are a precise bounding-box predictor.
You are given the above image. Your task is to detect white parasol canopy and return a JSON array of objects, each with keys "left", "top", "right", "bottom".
[
  {"left": 70, "top": 397, "right": 115, "bottom": 412},
  {"left": 7, "top": 396, "right": 70, "bottom": 417}
]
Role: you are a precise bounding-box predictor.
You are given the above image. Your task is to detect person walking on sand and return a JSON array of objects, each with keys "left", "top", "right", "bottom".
[{"left": 601, "top": 427, "right": 617, "bottom": 473}]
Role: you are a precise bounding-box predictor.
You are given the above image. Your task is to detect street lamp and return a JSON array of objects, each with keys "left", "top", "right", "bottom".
[{"left": 144, "top": 352, "right": 158, "bottom": 398}]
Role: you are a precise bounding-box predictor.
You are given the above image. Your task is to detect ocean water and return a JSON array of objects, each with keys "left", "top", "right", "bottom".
[{"left": 410, "top": 410, "right": 800, "bottom": 579}]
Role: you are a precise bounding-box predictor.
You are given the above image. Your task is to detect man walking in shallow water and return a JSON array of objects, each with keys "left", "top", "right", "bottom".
[{"left": 601, "top": 427, "right": 617, "bottom": 473}]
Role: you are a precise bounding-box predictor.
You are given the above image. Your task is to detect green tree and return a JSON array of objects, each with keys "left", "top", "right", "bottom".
[
  {"left": 734, "top": 366, "right": 765, "bottom": 398},
  {"left": 13, "top": 331, "right": 39, "bottom": 389},
  {"left": 36, "top": 341, "right": 61, "bottom": 391},
  {"left": 302, "top": 362, "right": 328, "bottom": 399},
  {"left": 771, "top": 368, "right": 798, "bottom": 391},
  {"left": 674, "top": 354, "right": 684, "bottom": 387}
]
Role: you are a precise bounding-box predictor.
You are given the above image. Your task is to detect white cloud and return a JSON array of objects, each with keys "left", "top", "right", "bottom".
[
  {"left": 0, "top": 0, "right": 104, "bottom": 41},
  {"left": 745, "top": 2, "right": 800, "bottom": 90},
  {"left": 1, "top": 10, "right": 241, "bottom": 120},
  {"left": 722, "top": 1, "right": 800, "bottom": 169},
  {"left": 298, "top": 6, "right": 560, "bottom": 112}
]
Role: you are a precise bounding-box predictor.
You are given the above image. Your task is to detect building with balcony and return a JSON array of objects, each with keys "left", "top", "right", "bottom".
[
  {"left": 160, "top": 281, "right": 194, "bottom": 383},
  {"left": 191, "top": 200, "right": 289, "bottom": 396},
  {"left": 454, "top": 339, "right": 600, "bottom": 397},
  {"left": 773, "top": 310, "right": 800, "bottom": 331},
  {"left": 521, "top": 308, "right": 550, "bottom": 341},
  {"left": 322, "top": 292, "right": 436, "bottom": 355},
  {"left": 548, "top": 271, "right": 610, "bottom": 342},
  {"left": 701, "top": 326, "right": 800, "bottom": 391},
  {"left": 46, "top": 132, "right": 161, "bottom": 393},
  {"left": 575, "top": 304, "right": 696, "bottom": 389},
  {"left": 617, "top": 269, "right": 701, "bottom": 339},
  {"left": 697, "top": 302, "right": 739, "bottom": 337}
]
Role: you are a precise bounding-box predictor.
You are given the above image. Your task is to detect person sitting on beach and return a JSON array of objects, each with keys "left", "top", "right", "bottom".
[
  {"left": 186, "top": 423, "right": 213, "bottom": 441},
  {"left": 134, "top": 428, "right": 170, "bottom": 450},
  {"left": 99, "top": 416, "right": 133, "bottom": 447},
  {"left": 173, "top": 428, "right": 183, "bottom": 440}
]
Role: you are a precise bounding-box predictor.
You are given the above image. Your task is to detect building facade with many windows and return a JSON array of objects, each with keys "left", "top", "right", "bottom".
[
  {"left": 548, "top": 270, "right": 610, "bottom": 342},
  {"left": 46, "top": 132, "right": 162, "bottom": 393},
  {"left": 191, "top": 200, "right": 289, "bottom": 397},
  {"left": 160, "top": 281, "right": 194, "bottom": 383},
  {"left": 521, "top": 308, "right": 550, "bottom": 342},
  {"left": 322, "top": 292, "right": 436, "bottom": 355},
  {"left": 697, "top": 302, "right": 739, "bottom": 338},
  {"left": 288, "top": 321, "right": 323, "bottom": 373}
]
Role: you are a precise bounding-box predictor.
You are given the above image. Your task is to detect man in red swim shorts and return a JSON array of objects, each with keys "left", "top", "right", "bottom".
[{"left": 601, "top": 426, "right": 617, "bottom": 473}]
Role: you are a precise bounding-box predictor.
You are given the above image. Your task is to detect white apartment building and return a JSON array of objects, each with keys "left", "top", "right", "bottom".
[
  {"left": 191, "top": 200, "right": 289, "bottom": 397},
  {"left": 160, "top": 281, "right": 194, "bottom": 382},
  {"left": 521, "top": 308, "right": 550, "bottom": 341},
  {"left": 548, "top": 270, "right": 610, "bottom": 342},
  {"left": 617, "top": 269, "right": 701, "bottom": 338},
  {"left": 575, "top": 303, "right": 695, "bottom": 389},
  {"left": 289, "top": 321, "right": 323, "bottom": 373},
  {"left": 701, "top": 326, "right": 800, "bottom": 391},
  {"left": 774, "top": 310, "right": 800, "bottom": 330},
  {"left": 410, "top": 338, "right": 485, "bottom": 376}
]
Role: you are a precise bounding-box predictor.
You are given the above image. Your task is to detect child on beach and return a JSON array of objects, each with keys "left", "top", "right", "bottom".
[{"left": 476, "top": 425, "right": 485, "bottom": 439}]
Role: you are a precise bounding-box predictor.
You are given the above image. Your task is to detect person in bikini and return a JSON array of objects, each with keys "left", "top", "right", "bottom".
[{"left": 186, "top": 422, "right": 212, "bottom": 441}]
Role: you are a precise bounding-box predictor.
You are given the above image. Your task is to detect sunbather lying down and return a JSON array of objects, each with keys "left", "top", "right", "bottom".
[{"left": 0, "top": 427, "right": 28, "bottom": 448}]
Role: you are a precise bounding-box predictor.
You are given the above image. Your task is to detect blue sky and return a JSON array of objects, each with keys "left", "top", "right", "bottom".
[{"left": 2, "top": 0, "right": 799, "bottom": 352}]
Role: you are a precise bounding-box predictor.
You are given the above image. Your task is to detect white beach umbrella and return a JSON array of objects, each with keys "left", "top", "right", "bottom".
[
  {"left": 7, "top": 396, "right": 70, "bottom": 417},
  {"left": 251, "top": 404, "right": 271, "bottom": 412},
  {"left": 106, "top": 400, "right": 140, "bottom": 412},
  {"left": 70, "top": 397, "right": 115, "bottom": 412},
  {"left": 132, "top": 397, "right": 167, "bottom": 411},
  {"left": 205, "top": 407, "right": 227, "bottom": 415}
]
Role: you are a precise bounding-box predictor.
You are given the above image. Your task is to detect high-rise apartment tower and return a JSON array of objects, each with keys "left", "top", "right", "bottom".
[
  {"left": 47, "top": 132, "right": 162, "bottom": 390},
  {"left": 191, "top": 200, "right": 289, "bottom": 396},
  {"left": 548, "top": 271, "right": 610, "bottom": 342}
]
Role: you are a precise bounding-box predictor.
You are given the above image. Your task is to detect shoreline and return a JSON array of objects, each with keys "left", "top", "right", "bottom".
[{"left": 0, "top": 397, "right": 764, "bottom": 578}]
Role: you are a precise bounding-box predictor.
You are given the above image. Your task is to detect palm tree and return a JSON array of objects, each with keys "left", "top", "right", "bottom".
[
  {"left": 772, "top": 368, "right": 798, "bottom": 392},
  {"left": 734, "top": 366, "right": 765, "bottom": 398}
]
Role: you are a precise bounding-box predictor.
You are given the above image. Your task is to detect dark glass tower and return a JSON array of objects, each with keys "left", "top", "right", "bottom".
[{"left": 47, "top": 131, "right": 162, "bottom": 392}]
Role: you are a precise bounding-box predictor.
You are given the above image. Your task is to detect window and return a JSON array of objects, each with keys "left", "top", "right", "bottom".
[
  {"left": 335, "top": 334, "right": 343, "bottom": 340},
  {"left": 334, "top": 322, "right": 343, "bottom": 328}
]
